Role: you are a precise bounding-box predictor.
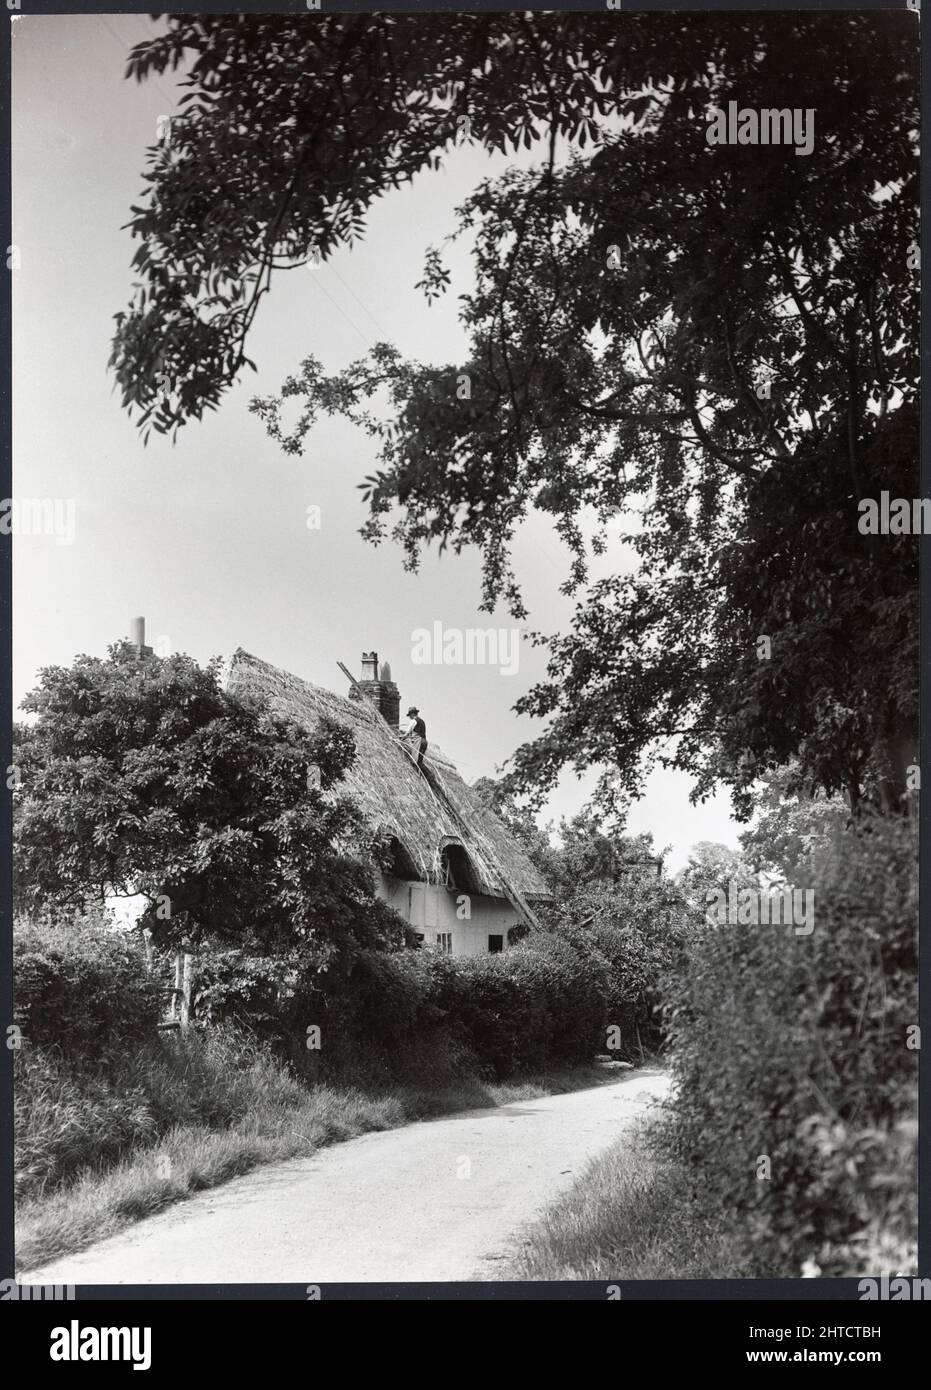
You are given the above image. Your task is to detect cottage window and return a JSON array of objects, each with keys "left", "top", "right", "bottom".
[
  {"left": 435, "top": 932, "right": 453, "bottom": 954},
  {"left": 488, "top": 935, "right": 503, "bottom": 953},
  {"left": 439, "top": 842, "right": 482, "bottom": 894},
  {"left": 385, "top": 836, "right": 419, "bottom": 881}
]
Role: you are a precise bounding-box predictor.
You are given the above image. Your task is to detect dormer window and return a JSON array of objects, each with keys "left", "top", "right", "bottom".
[{"left": 439, "top": 841, "right": 482, "bottom": 893}]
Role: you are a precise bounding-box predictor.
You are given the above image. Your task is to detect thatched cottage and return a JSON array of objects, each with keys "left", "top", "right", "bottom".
[{"left": 226, "top": 649, "right": 551, "bottom": 956}]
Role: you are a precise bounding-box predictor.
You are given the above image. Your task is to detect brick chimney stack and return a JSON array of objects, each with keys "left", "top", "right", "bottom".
[{"left": 356, "top": 650, "right": 401, "bottom": 729}]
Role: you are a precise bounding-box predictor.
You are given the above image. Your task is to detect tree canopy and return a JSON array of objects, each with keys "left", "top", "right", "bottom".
[
  {"left": 112, "top": 11, "right": 919, "bottom": 817},
  {"left": 736, "top": 762, "right": 852, "bottom": 880},
  {"left": 13, "top": 644, "right": 407, "bottom": 975}
]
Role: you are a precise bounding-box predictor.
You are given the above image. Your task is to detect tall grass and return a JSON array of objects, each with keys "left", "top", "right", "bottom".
[
  {"left": 15, "top": 1029, "right": 306, "bottom": 1198},
  {"left": 510, "top": 1119, "right": 754, "bottom": 1280}
]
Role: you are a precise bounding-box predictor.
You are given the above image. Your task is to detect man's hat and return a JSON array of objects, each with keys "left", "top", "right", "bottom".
[{"left": 407, "top": 706, "right": 419, "bottom": 715}]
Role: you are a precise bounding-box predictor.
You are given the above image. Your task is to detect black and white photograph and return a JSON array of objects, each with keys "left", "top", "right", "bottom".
[{"left": 3, "top": 1, "right": 922, "bottom": 1331}]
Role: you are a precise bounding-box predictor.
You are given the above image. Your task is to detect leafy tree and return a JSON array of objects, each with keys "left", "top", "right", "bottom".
[
  {"left": 675, "top": 841, "right": 760, "bottom": 918},
  {"left": 737, "top": 762, "right": 852, "bottom": 881},
  {"left": 487, "top": 803, "right": 690, "bottom": 1057},
  {"left": 470, "top": 774, "right": 554, "bottom": 876},
  {"left": 547, "top": 817, "right": 688, "bottom": 1059},
  {"left": 470, "top": 780, "right": 664, "bottom": 896},
  {"left": 113, "top": 10, "right": 758, "bottom": 435},
  {"left": 113, "top": 11, "right": 919, "bottom": 816},
  {"left": 542, "top": 811, "right": 662, "bottom": 896},
  {"left": 13, "top": 643, "right": 407, "bottom": 980}
]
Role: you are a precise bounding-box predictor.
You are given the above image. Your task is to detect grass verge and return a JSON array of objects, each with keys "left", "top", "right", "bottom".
[{"left": 506, "top": 1117, "right": 756, "bottom": 1280}]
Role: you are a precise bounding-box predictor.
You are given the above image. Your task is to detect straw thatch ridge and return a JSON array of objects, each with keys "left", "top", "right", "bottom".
[{"left": 227, "top": 649, "right": 551, "bottom": 903}]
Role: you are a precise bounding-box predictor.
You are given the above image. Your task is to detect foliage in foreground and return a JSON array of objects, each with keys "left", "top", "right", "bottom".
[
  {"left": 111, "top": 13, "right": 917, "bottom": 817},
  {"left": 13, "top": 919, "right": 163, "bottom": 1063},
  {"left": 12, "top": 911, "right": 627, "bottom": 1204},
  {"left": 662, "top": 813, "right": 918, "bottom": 1276}
]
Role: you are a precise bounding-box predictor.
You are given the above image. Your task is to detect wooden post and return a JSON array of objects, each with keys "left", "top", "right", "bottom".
[
  {"left": 170, "top": 950, "right": 182, "bottom": 1022},
  {"left": 140, "top": 926, "right": 154, "bottom": 974},
  {"left": 180, "top": 951, "right": 193, "bottom": 1033}
]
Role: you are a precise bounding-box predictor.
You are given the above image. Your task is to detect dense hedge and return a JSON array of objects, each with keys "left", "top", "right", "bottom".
[
  {"left": 662, "top": 814, "right": 918, "bottom": 1276},
  {"left": 14, "top": 913, "right": 621, "bottom": 1087},
  {"left": 558, "top": 914, "right": 685, "bottom": 1059},
  {"left": 14, "top": 921, "right": 163, "bottom": 1062},
  {"left": 197, "top": 929, "right": 609, "bottom": 1082},
  {"left": 454, "top": 932, "right": 604, "bottom": 1075}
]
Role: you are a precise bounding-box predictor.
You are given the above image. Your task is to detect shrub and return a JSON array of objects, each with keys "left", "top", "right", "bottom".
[
  {"left": 298, "top": 947, "right": 466, "bottom": 1084},
  {"left": 14, "top": 919, "right": 163, "bottom": 1061},
  {"left": 560, "top": 917, "right": 683, "bottom": 1060},
  {"left": 537, "top": 931, "right": 611, "bottom": 1064},
  {"left": 455, "top": 933, "right": 604, "bottom": 1076},
  {"left": 205, "top": 930, "right": 607, "bottom": 1085},
  {"left": 661, "top": 813, "right": 918, "bottom": 1276},
  {"left": 411, "top": 933, "right": 602, "bottom": 1080},
  {"left": 193, "top": 949, "right": 304, "bottom": 1044}
]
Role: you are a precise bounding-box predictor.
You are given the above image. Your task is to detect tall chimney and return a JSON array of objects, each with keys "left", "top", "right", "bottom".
[
  {"left": 130, "top": 616, "right": 153, "bottom": 658},
  {"left": 355, "top": 650, "right": 401, "bottom": 728}
]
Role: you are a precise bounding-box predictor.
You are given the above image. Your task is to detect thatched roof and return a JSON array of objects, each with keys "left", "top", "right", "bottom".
[{"left": 227, "top": 650, "right": 551, "bottom": 903}]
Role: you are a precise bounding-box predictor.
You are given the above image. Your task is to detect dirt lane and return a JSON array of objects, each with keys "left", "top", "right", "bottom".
[{"left": 22, "top": 1069, "right": 669, "bottom": 1286}]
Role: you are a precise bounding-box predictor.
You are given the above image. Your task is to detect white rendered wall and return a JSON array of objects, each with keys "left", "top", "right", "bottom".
[{"left": 375, "top": 873, "right": 520, "bottom": 955}]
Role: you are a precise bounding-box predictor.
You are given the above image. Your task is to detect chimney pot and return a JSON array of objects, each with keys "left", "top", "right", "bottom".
[
  {"left": 129, "top": 616, "right": 153, "bottom": 658},
  {"left": 357, "top": 650, "right": 400, "bottom": 729}
]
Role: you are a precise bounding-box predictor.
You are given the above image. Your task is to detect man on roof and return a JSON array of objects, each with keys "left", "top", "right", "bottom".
[{"left": 402, "top": 705, "right": 428, "bottom": 771}]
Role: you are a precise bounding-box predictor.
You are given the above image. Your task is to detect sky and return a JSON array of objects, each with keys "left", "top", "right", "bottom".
[{"left": 11, "top": 12, "right": 743, "bottom": 872}]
